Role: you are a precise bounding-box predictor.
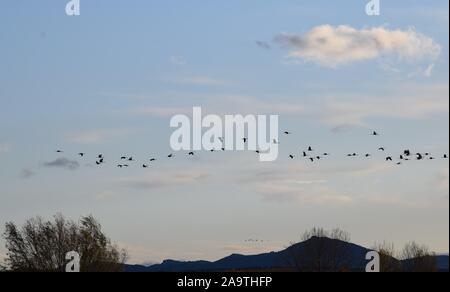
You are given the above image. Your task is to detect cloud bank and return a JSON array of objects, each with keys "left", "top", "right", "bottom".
[
  {"left": 43, "top": 158, "right": 80, "bottom": 171},
  {"left": 275, "top": 25, "right": 441, "bottom": 67}
]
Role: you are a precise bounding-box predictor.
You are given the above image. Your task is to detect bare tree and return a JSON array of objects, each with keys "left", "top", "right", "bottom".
[
  {"left": 400, "top": 242, "right": 437, "bottom": 272},
  {"left": 286, "top": 227, "right": 353, "bottom": 272},
  {"left": 2, "top": 214, "right": 127, "bottom": 272},
  {"left": 372, "top": 242, "right": 402, "bottom": 272}
]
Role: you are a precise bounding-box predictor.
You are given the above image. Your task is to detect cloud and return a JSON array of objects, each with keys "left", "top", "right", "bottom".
[
  {"left": 43, "top": 158, "right": 79, "bottom": 171},
  {"left": 174, "top": 76, "right": 229, "bottom": 86},
  {"left": 0, "top": 143, "right": 10, "bottom": 154},
  {"left": 424, "top": 64, "right": 435, "bottom": 78},
  {"left": 125, "top": 106, "right": 192, "bottom": 117},
  {"left": 239, "top": 162, "right": 395, "bottom": 203},
  {"left": 169, "top": 56, "right": 187, "bottom": 65},
  {"left": 19, "top": 169, "right": 36, "bottom": 179},
  {"left": 321, "top": 84, "right": 449, "bottom": 126},
  {"left": 437, "top": 168, "right": 449, "bottom": 192},
  {"left": 255, "top": 41, "right": 271, "bottom": 50},
  {"left": 66, "top": 129, "right": 133, "bottom": 144},
  {"left": 275, "top": 25, "right": 441, "bottom": 67},
  {"left": 121, "top": 171, "right": 208, "bottom": 190}
]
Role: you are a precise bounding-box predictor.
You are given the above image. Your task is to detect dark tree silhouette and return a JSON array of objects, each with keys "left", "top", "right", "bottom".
[
  {"left": 372, "top": 242, "right": 402, "bottom": 272},
  {"left": 2, "top": 214, "right": 127, "bottom": 272},
  {"left": 286, "top": 227, "right": 353, "bottom": 272},
  {"left": 400, "top": 242, "right": 437, "bottom": 272}
]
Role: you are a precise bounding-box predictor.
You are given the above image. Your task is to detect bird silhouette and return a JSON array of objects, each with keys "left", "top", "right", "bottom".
[
  {"left": 379, "top": 147, "right": 385, "bottom": 151},
  {"left": 444, "top": 154, "right": 448, "bottom": 159},
  {"left": 78, "top": 153, "right": 85, "bottom": 157},
  {"left": 372, "top": 131, "right": 379, "bottom": 136},
  {"left": 303, "top": 152, "right": 308, "bottom": 157},
  {"left": 128, "top": 157, "right": 134, "bottom": 161},
  {"left": 309, "top": 158, "right": 314, "bottom": 162},
  {"left": 98, "top": 154, "right": 103, "bottom": 159},
  {"left": 121, "top": 156, "right": 127, "bottom": 160},
  {"left": 117, "top": 165, "right": 123, "bottom": 168},
  {"left": 168, "top": 154, "right": 174, "bottom": 158},
  {"left": 289, "top": 155, "right": 295, "bottom": 159},
  {"left": 188, "top": 152, "right": 195, "bottom": 156},
  {"left": 308, "top": 146, "right": 313, "bottom": 152},
  {"left": 150, "top": 158, "right": 156, "bottom": 162},
  {"left": 365, "top": 154, "right": 371, "bottom": 158},
  {"left": 404, "top": 150, "right": 411, "bottom": 156},
  {"left": 386, "top": 157, "right": 393, "bottom": 161},
  {"left": 142, "top": 164, "right": 148, "bottom": 168},
  {"left": 417, "top": 153, "right": 424, "bottom": 160},
  {"left": 284, "top": 131, "right": 291, "bottom": 135},
  {"left": 243, "top": 138, "right": 248, "bottom": 143},
  {"left": 56, "top": 150, "right": 63, "bottom": 153}
]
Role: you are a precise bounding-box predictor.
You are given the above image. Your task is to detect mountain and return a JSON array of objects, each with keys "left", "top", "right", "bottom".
[
  {"left": 126, "top": 237, "right": 371, "bottom": 272},
  {"left": 125, "top": 237, "right": 450, "bottom": 272}
]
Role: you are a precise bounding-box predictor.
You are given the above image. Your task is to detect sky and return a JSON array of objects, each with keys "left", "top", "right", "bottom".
[{"left": 0, "top": 0, "right": 449, "bottom": 264}]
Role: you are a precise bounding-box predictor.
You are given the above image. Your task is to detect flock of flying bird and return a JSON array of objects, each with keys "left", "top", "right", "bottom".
[{"left": 55, "top": 131, "right": 448, "bottom": 168}]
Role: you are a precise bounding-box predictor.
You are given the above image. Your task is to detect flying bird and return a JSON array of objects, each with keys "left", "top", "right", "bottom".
[
  {"left": 365, "top": 154, "right": 371, "bottom": 158},
  {"left": 303, "top": 152, "right": 308, "bottom": 157},
  {"left": 444, "top": 154, "right": 448, "bottom": 159},
  {"left": 243, "top": 138, "right": 248, "bottom": 143},
  {"left": 308, "top": 146, "right": 313, "bottom": 152},
  {"left": 417, "top": 153, "right": 424, "bottom": 160},
  {"left": 404, "top": 150, "right": 411, "bottom": 156},
  {"left": 378, "top": 147, "right": 385, "bottom": 151},
  {"left": 284, "top": 131, "right": 291, "bottom": 135},
  {"left": 386, "top": 157, "right": 393, "bottom": 161},
  {"left": 168, "top": 154, "right": 174, "bottom": 158},
  {"left": 372, "top": 131, "right": 379, "bottom": 136},
  {"left": 56, "top": 150, "right": 63, "bottom": 153},
  {"left": 142, "top": 164, "right": 148, "bottom": 168},
  {"left": 188, "top": 152, "right": 195, "bottom": 156},
  {"left": 289, "top": 155, "right": 295, "bottom": 159},
  {"left": 150, "top": 158, "right": 156, "bottom": 162},
  {"left": 78, "top": 153, "right": 85, "bottom": 157}
]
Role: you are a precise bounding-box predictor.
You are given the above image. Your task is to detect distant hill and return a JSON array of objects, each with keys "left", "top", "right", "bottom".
[{"left": 126, "top": 237, "right": 449, "bottom": 272}]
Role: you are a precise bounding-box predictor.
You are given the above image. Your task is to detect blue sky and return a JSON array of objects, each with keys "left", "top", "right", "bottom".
[{"left": 0, "top": 0, "right": 449, "bottom": 264}]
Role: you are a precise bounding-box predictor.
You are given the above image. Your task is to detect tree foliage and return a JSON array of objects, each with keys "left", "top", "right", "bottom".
[{"left": 2, "top": 214, "right": 127, "bottom": 272}]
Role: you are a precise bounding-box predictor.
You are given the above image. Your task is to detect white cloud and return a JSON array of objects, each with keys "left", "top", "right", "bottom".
[
  {"left": 121, "top": 171, "right": 209, "bottom": 190},
  {"left": 275, "top": 25, "right": 441, "bottom": 67},
  {"left": 66, "top": 129, "right": 134, "bottom": 144},
  {"left": 424, "top": 64, "right": 435, "bottom": 78}
]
